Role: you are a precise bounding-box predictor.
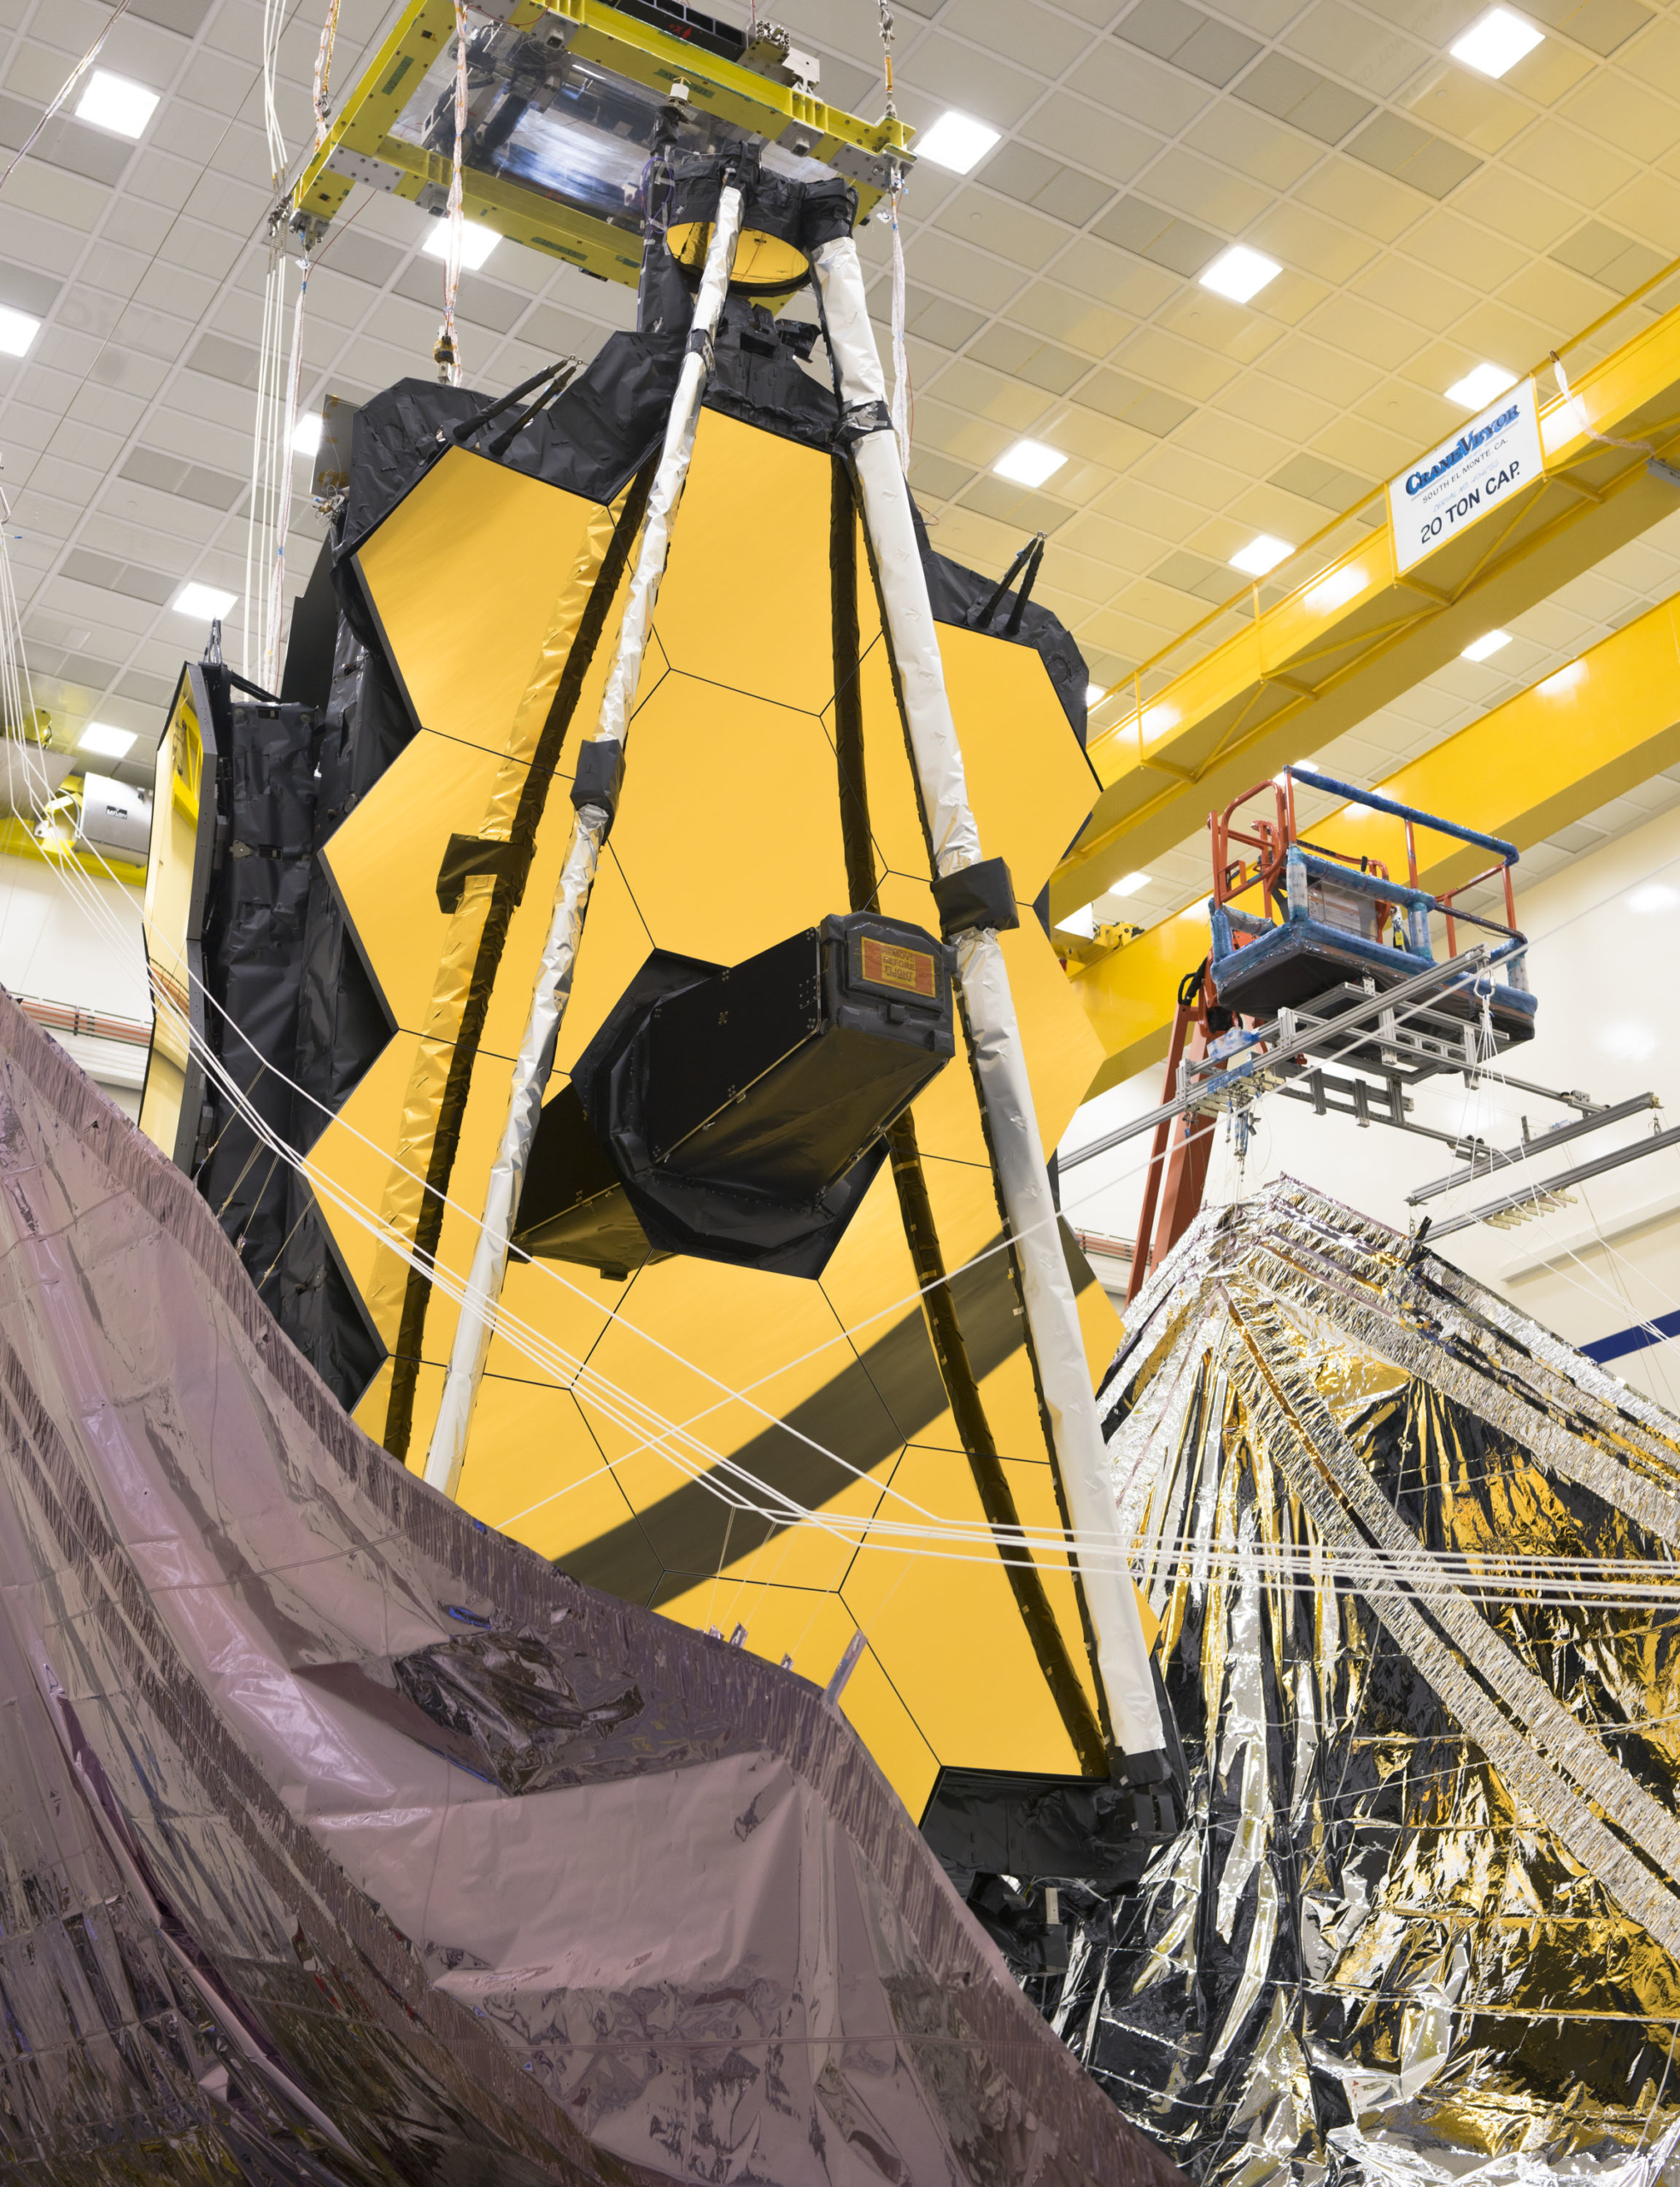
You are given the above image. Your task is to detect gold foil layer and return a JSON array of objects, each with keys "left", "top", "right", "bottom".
[{"left": 1072, "top": 1178, "right": 1680, "bottom": 2186}]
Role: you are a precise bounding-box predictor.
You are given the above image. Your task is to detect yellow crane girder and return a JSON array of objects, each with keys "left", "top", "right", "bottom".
[
  {"left": 1052, "top": 268, "right": 1680, "bottom": 926},
  {"left": 1069, "top": 589, "right": 1680, "bottom": 1099}
]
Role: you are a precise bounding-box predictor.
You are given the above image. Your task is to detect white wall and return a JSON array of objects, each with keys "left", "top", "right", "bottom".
[
  {"left": 1061, "top": 803, "right": 1680, "bottom": 1410},
  {"left": 0, "top": 852, "right": 149, "bottom": 1118}
]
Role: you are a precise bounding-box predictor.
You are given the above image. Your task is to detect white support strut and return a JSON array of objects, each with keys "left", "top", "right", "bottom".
[
  {"left": 424, "top": 178, "right": 746, "bottom": 1498},
  {"left": 811, "top": 233, "right": 1166, "bottom": 1766}
]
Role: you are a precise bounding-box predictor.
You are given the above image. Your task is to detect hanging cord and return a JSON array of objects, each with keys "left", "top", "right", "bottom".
[
  {"left": 878, "top": 2, "right": 912, "bottom": 473},
  {"left": 887, "top": 168, "right": 911, "bottom": 473},
  {"left": 1551, "top": 349, "right": 1654, "bottom": 457},
  {"left": 311, "top": 0, "right": 342, "bottom": 150},
  {"left": 243, "top": 241, "right": 288, "bottom": 683},
  {"left": 434, "top": 0, "right": 469, "bottom": 385},
  {"left": 260, "top": 0, "right": 288, "bottom": 191},
  {"left": 0, "top": 0, "right": 137, "bottom": 199},
  {"left": 263, "top": 244, "right": 312, "bottom": 692}
]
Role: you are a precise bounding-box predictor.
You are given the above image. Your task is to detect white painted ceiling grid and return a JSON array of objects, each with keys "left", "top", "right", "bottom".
[{"left": 1, "top": 0, "right": 1679, "bottom": 928}]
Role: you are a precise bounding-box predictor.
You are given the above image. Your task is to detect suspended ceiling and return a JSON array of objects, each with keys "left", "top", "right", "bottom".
[{"left": 5, "top": 0, "right": 1680, "bottom": 941}]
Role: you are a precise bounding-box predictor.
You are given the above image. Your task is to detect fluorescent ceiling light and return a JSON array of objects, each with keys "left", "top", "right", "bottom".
[
  {"left": 0, "top": 306, "right": 40, "bottom": 357},
  {"left": 1539, "top": 659, "right": 1584, "bottom": 695},
  {"left": 422, "top": 220, "right": 499, "bottom": 271},
  {"left": 1112, "top": 871, "right": 1152, "bottom": 897},
  {"left": 1057, "top": 903, "right": 1097, "bottom": 939},
  {"left": 1085, "top": 683, "right": 1105, "bottom": 707},
  {"left": 1230, "top": 533, "right": 1291, "bottom": 577},
  {"left": 1449, "top": 6, "right": 1542, "bottom": 78},
  {"left": 1199, "top": 244, "right": 1280, "bottom": 305},
  {"left": 172, "top": 581, "right": 237, "bottom": 621},
  {"left": 78, "top": 723, "right": 135, "bottom": 760},
  {"left": 994, "top": 438, "right": 1066, "bottom": 488},
  {"left": 75, "top": 69, "right": 159, "bottom": 138},
  {"left": 1460, "top": 630, "right": 1511, "bottom": 662},
  {"left": 1447, "top": 361, "right": 1518, "bottom": 409},
  {"left": 915, "top": 109, "right": 1000, "bottom": 174},
  {"left": 1303, "top": 566, "right": 1365, "bottom": 615},
  {"left": 291, "top": 413, "right": 323, "bottom": 455}
]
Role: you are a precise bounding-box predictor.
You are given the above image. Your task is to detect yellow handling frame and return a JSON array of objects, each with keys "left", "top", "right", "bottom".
[{"left": 290, "top": 0, "right": 914, "bottom": 285}]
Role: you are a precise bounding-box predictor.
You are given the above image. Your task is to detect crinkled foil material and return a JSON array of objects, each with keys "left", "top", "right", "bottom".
[
  {"left": 0, "top": 994, "right": 1180, "bottom": 2187},
  {"left": 1076, "top": 1176, "right": 1680, "bottom": 2187}
]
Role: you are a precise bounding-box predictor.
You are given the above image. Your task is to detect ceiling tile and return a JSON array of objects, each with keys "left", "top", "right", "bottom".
[
  {"left": 1403, "top": 63, "right": 1529, "bottom": 155},
  {"left": 1156, "top": 287, "right": 1282, "bottom": 365},
  {"left": 1114, "top": 0, "right": 1263, "bottom": 85},
  {"left": 1017, "top": 90, "right": 1158, "bottom": 182},
  {"left": 904, "top": 228, "right": 1028, "bottom": 312},
  {"left": 940, "top": 0, "right": 1095, "bottom": 73},
  {"left": 1234, "top": 50, "right": 1375, "bottom": 144},
  {"left": 1291, "top": 161, "right": 1422, "bottom": 251},
  {"left": 1092, "top": 194, "right": 1223, "bottom": 275},
  {"left": 1003, "top": 279, "right": 1135, "bottom": 356},
  {"left": 1118, "top": 321, "right": 1241, "bottom": 399},
  {"left": 1347, "top": 251, "right": 1475, "bottom": 333},
  {"left": 1444, "top": 164, "right": 1580, "bottom": 249},
  {"left": 1560, "top": 70, "right": 1680, "bottom": 165},
  {"left": 1524, "top": 0, "right": 1650, "bottom": 58},
  {"left": 908, "top": 449, "right": 975, "bottom": 504},
  {"left": 1145, "top": 144, "right": 1274, "bottom": 230},
  {"left": 1075, "top": 38, "right": 1214, "bottom": 132},
  {"left": 934, "top": 188, "right": 1071, "bottom": 270},
  {"left": 1183, "top": 99, "right": 1324, "bottom": 188},
  {"left": 898, "top": 28, "right": 1048, "bottom": 126},
  {"left": 1402, "top": 205, "right": 1527, "bottom": 290},
  {"left": 1502, "top": 115, "right": 1640, "bottom": 208},
  {"left": 1343, "top": 111, "right": 1479, "bottom": 201},
  {"left": 1283, "top": 0, "right": 1431, "bottom": 97},
  {"left": 1053, "top": 232, "right": 1183, "bottom": 312}
]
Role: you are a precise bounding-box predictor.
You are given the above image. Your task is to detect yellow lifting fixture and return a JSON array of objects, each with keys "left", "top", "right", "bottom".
[{"left": 288, "top": 0, "right": 914, "bottom": 286}]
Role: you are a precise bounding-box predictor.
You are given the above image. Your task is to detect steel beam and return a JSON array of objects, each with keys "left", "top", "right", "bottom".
[{"left": 1069, "top": 589, "right": 1680, "bottom": 1099}]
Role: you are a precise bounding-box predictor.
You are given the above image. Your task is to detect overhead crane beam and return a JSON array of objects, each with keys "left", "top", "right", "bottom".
[
  {"left": 1069, "top": 589, "right": 1680, "bottom": 1099},
  {"left": 1051, "top": 266, "right": 1680, "bottom": 925}
]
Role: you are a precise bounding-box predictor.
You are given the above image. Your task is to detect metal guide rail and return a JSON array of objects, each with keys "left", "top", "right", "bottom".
[
  {"left": 1064, "top": 943, "right": 1672, "bottom": 1244},
  {"left": 1062, "top": 947, "right": 1502, "bottom": 1176}
]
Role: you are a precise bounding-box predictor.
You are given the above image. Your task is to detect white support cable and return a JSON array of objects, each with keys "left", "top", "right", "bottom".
[
  {"left": 810, "top": 230, "right": 1165, "bottom": 1768},
  {"left": 0, "top": 0, "right": 138, "bottom": 202},
  {"left": 310, "top": 0, "right": 342, "bottom": 150},
  {"left": 12, "top": 753, "right": 1680, "bottom": 1609},
  {"left": 435, "top": 0, "right": 469, "bottom": 386},
  {"left": 243, "top": 244, "right": 289, "bottom": 683},
  {"left": 264, "top": 248, "right": 312, "bottom": 694},
  {"left": 887, "top": 176, "right": 910, "bottom": 474},
  {"left": 420, "top": 176, "right": 745, "bottom": 1498},
  {"left": 260, "top": 0, "right": 289, "bottom": 190},
  {"left": 20, "top": 454, "right": 1667, "bottom": 1629},
  {"left": 14, "top": 703, "right": 1496, "bottom": 1547}
]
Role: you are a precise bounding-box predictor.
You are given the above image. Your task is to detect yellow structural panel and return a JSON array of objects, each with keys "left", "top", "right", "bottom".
[
  {"left": 1072, "top": 589, "right": 1680, "bottom": 1099},
  {"left": 302, "top": 409, "right": 1118, "bottom": 1823},
  {"left": 1053, "top": 267, "right": 1680, "bottom": 924}
]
